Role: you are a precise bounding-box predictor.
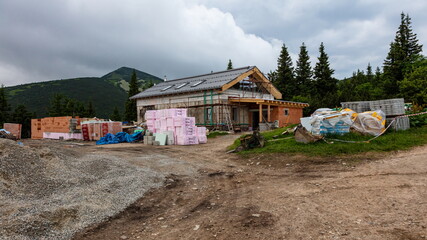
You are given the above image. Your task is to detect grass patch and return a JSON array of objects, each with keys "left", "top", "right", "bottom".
[
  {"left": 229, "top": 126, "right": 427, "bottom": 156},
  {"left": 207, "top": 131, "right": 229, "bottom": 138}
]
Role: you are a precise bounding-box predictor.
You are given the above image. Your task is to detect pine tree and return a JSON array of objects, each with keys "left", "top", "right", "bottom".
[
  {"left": 313, "top": 42, "right": 337, "bottom": 106},
  {"left": 110, "top": 106, "right": 122, "bottom": 121},
  {"left": 227, "top": 59, "right": 233, "bottom": 70},
  {"left": 366, "top": 63, "right": 374, "bottom": 83},
  {"left": 275, "top": 44, "right": 295, "bottom": 100},
  {"left": 64, "top": 98, "right": 76, "bottom": 117},
  {"left": 49, "top": 94, "right": 65, "bottom": 117},
  {"left": 124, "top": 69, "right": 139, "bottom": 122},
  {"left": 0, "top": 85, "right": 11, "bottom": 127},
  {"left": 11, "top": 104, "right": 34, "bottom": 138},
  {"left": 86, "top": 101, "right": 95, "bottom": 117},
  {"left": 295, "top": 42, "right": 312, "bottom": 96},
  {"left": 267, "top": 71, "right": 278, "bottom": 83},
  {"left": 313, "top": 43, "right": 336, "bottom": 94},
  {"left": 74, "top": 101, "right": 86, "bottom": 117},
  {"left": 142, "top": 80, "right": 154, "bottom": 91},
  {"left": 383, "top": 13, "right": 423, "bottom": 97}
]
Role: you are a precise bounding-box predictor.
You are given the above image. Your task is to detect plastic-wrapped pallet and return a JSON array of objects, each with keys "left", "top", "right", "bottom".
[
  {"left": 196, "top": 127, "right": 207, "bottom": 144},
  {"left": 166, "top": 118, "right": 174, "bottom": 127},
  {"left": 309, "top": 110, "right": 353, "bottom": 136},
  {"left": 176, "top": 135, "right": 199, "bottom": 145},
  {"left": 174, "top": 117, "right": 195, "bottom": 127},
  {"left": 145, "top": 110, "right": 157, "bottom": 120},
  {"left": 144, "top": 108, "right": 206, "bottom": 145},
  {"left": 166, "top": 108, "right": 188, "bottom": 118},
  {"left": 176, "top": 125, "right": 196, "bottom": 136},
  {"left": 352, "top": 110, "right": 386, "bottom": 136}
]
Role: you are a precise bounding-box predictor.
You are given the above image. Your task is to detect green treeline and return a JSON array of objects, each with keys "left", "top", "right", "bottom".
[{"left": 269, "top": 13, "right": 425, "bottom": 114}]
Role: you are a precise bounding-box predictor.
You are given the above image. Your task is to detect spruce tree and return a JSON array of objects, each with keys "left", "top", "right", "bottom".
[
  {"left": 275, "top": 44, "right": 295, "bottom": 100},
  {"left": 383, "top": 12, "right": 423, "bottom": 97},
  {"left": 124, "top": 69, "right": 139, "bottom": 122},
  {"left": 227, "top": 59, "right": 233, "bottom": 70},
  {"left": 313, "top": 42, "right": 337, "bottom": 106},
  {"left": 110, "top": 106, "right": 122, "bottom": 121},
  {"left": 313, "top": 43, "right": 336, "bottom": 93},
  {"left": 11, "top": 104, "right": 33, "bottom": 138},
  {"left": 49, "top": 94, "right": 65, "bottom": 117},
  {"left": 0, "top": 85, "right": 10, "bottom": 127},
  {"left": 142, "top": 80, "right": 154, "bottom": 91},
  {"left": 86, "top": 101, "right": 95, "bottom": 117},
  {"left": 366, "top": 63, "right": 373, "bottom": 83},
  {"left": 267, "top": 71, "right": 278, "bottom": 83},
  {"left": 295, "top": 42, "right": 312, "bottom": 96}
]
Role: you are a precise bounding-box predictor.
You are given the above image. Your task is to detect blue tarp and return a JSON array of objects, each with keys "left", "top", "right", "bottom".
[{"left": 96, "top": 131, "right": 143, "bottom": 145}]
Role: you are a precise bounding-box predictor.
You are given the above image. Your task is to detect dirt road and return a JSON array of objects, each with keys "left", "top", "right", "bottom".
[{"left": 73, "top": 135, "right": 427, "bottom": 240}]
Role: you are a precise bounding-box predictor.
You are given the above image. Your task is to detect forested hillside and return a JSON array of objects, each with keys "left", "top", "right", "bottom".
[{"left": 5, "top": 67, "right": 162, "bottom": 118}]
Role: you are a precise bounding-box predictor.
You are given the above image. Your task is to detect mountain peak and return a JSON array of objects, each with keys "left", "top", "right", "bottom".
[{"left": 101, "top": 67, "right": 163, "bottom": 83}]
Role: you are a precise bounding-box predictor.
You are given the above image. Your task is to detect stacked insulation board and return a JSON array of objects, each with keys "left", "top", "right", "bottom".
[{"left": 145, "top": 108, "right": 207, "bottom": 145}]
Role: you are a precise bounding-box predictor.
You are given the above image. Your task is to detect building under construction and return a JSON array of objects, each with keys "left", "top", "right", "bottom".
[{"left": 130, "top": 66, "right": 308, "bottom": 131}]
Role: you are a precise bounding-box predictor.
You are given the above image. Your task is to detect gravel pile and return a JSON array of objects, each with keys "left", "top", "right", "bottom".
[{"left": 0, "top": 139, "right": 166, "bottom": 239}]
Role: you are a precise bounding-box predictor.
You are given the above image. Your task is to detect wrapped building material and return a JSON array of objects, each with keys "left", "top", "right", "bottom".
[
  {"left": 352, "top": 110, "right": 386, "bottom": 136},
  {"left": 310, "top": 111, "right": 353, "bottom": 136}
]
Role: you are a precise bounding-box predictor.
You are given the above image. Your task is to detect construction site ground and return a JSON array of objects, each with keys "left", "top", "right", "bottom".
[{"left": 3, "top": 134, "right": 427, "bottom": 239}]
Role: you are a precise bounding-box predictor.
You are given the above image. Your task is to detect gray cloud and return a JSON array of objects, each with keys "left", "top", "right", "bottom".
[{"left": 0, "top": 0, "right": 426, "bottom": 86}]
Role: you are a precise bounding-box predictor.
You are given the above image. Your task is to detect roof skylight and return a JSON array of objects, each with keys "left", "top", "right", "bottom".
[
  {"left": 176, "top": 83, "right": 188, "bottom": 89},
  {"left": 191, "top": 80, "right": 206, "bottom": 87},
  {"left": 161, "top": 85, "right": 174, "bottom": 91}
]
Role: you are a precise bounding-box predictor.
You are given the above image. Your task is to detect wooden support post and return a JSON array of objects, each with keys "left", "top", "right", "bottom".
[
  {"left": 259, "top": 104, "right": 263, "bottom": 123},
  {"left": 267, "top": 104, "right": 271, "bottom": 122}
]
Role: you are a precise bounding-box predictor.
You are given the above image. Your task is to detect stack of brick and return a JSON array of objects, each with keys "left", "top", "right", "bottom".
[
  {"left": 31, "top": 116, "right": 82, "bottom": 140},
  {"left": 81, "top": 121, "right": 122, "bottom": 141},
  {"left": 3, "top": 123, "right": 22, "bottom": 139},
  {"left": 145, "top": 108, "right": 207, "bottom": 145},
  {"left": 31, "top": 117, "right": 122, "bottom": 141}
]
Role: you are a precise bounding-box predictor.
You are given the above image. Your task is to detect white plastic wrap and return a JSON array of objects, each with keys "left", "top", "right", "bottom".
[{"left": 351, "top": 110, "right": 386, "bottom": 136}]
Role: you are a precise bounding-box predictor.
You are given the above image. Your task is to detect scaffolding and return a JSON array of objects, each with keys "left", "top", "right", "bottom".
[{"left": 138, "top": 73, "right": 281, "bottom": 131}]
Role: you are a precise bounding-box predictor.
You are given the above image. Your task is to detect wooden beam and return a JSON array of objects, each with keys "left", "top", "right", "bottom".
[
  {"left": 267, "top": 104, "right": 271, "bottom": 122},
  {"left": 229, "top": 98, "right": 264, "bottom": 103},
  {"left": 220, "top": 68, "right": 256, "bottom": 92},
  {"left": 251, "top": 67, "right": 282, "bottom": 99},
  {"left": 259, "top": 104, "right": 263, "bottom": 123}
]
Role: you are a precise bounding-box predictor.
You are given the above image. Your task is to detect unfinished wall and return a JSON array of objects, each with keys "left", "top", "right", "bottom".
[{"left": 271, "top": 107, "right": 303, "bottom": 127}]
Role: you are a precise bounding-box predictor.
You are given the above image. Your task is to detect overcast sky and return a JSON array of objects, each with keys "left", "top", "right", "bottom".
[{"left": 1, "top": 0, "right": 426, "bottom": 86}]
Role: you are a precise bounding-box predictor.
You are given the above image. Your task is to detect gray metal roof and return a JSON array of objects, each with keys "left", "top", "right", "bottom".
[{"left": 130, "top": 66, "right": 255, "bottom": 99}]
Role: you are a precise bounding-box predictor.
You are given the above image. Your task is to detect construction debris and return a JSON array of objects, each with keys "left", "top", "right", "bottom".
[
  {"left": 233, "top": 130, "right": 265, "bottom": 152},
  {"left": 294, "top": 125, "right": 323, "bottom": 143},
  {"left": 3, "top": 123, "right": 22, "bottom": 139},
  {"left": 0, "top": 129, "right": 17, "bottom": 140}
]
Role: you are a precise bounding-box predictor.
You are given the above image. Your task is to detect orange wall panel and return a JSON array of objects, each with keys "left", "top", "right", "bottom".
[{"left": 270, "top": 107, "right": 303, "bottom": 127}]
